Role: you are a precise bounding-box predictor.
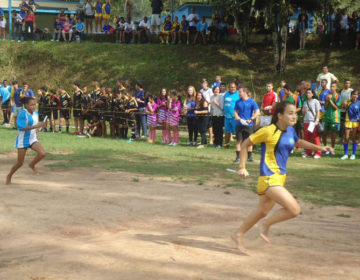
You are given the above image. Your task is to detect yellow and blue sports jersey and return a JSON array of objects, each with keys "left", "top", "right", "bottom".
[
  {"left": 345, "top": 100, "right": 360, "bottom": 122},
  {"left": 163, "top": 21, "right": 172, "bottom": 31},
  {"left": 171, "top": 22, "right": 180, "bottom": 32},
  {"left": 102, "top": 3, "right": 111, "bottom": 15},
  {"left": 249, "top": 124, "right": 299, "bottom": 194},
  {"left": 95, "top": 2, "right": 103, "bottom": 14}
]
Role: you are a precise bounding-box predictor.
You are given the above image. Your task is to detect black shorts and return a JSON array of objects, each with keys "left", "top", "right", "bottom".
[
  {"left": 117, "top": 116, "right": 127, "bottom": 125},
  {"left": 189, "top": 26, "right": 197, "bottom": 34},
  {"left": 207, "top": 117, "right": 213, "bottom": 129},
  {"left": 81, "top": 113, "right": 92, "bottom": 122},
  {"left": 127, "top": 118, "right": 136, "bottom": 128},
  {"left": 40, "top": 110, "right": 51, "bottom": 121},
  {"left": 236, "top": 125, "right": 253, "bottom": 141},
  {"left": 105, "top": 115, "right": 114, "bottom": 122},
  {"left": 51, "top": 109, "right": 59, "bottom": 120},
  {"left": 1, "top": 99, "right": 10, "bottom": 109},
  {"left": 60, "top": 109, "right": 70, "bottom": 120},
  {"left": 85, "top": 15, "right": 94, "bottom": 19},
  {"left": 73, "top": 108, "right": 82, "bottom": 118}
]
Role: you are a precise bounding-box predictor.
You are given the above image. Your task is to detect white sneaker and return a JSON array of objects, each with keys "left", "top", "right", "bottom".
[
  {"left": 302, "top": 154, "right": 309, "bottom": 158},
  {"left": 168, "top": 142, "right": 174, "bottom": 146},
  {"left": 350, "top": 154, "right": 356, "bottom": 160},
  {"left": 313, "top": 155, "right": 321, "bottom": 159},
  {"left": 192, "top": 141, "right": 197, "bottom": 146},
  {"left": 341, "top": 155, "right": 348, "bottom": 160}
]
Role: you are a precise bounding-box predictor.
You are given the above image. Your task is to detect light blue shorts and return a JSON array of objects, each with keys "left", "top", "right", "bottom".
[
  {"left": 14, "top": 106, "right": 23, "bottom": 117},
  {"left": 225, "top": 117, "right": 237, "bottom": 134}
]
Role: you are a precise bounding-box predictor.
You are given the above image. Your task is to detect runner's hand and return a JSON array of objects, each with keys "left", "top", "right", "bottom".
[
  {"left": 322, "top": 146, "right": 335, "bottom": 155},
  {"left": 37, "top": 122, "right": 46, "bottom": 128},
  {"left": 237, "top": 168, "right": 249, "bottom": 178}
]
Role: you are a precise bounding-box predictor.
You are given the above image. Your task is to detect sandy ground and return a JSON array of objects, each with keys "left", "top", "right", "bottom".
[{"left": 0, "top": 153, "right": 359, "bottom": 280}]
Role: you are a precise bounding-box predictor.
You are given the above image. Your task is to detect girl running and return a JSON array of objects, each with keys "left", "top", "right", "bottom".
[
  {"left": 232, "top": 101, "right": 334, "bottom": 252},
  {"left": 167, "top": 90, "right": 181, "bottom": 146},
  {"left": 156, "top": 88, "right": 168, "bottom": 144},
  {"left": 341, "top": 90, "right": 360, "bottom": 160},
  {"left": 146, "top": 94, "right": 158, "bottom": 144},
  {"left": 6, "top": 97, "right": 46, "bottom": 185},
  {"left": 184, "top": 86, "right": 197, "bottom": 146}
]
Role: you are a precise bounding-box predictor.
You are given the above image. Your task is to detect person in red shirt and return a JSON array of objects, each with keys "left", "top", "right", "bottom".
[
  {"left": 24, "top": 10, "right": 35, "bottom": 42},
  {"left": 260, "top": 82, "right": 278, "bottom": 127}
]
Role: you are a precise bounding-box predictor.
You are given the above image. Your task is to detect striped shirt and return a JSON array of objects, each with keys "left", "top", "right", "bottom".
[{"left": 15, "top": 109, "right": 39, "bottom": 148}]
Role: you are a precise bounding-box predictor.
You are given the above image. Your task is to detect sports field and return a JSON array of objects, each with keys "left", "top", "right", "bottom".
[{"left": 0, "top": 127, "right": 359, "bottom": 280}]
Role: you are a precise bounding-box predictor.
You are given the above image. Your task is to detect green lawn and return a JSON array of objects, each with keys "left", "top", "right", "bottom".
[
  {"left": 1, "top": 126, "right": 359, "bottom": 207},
  {"left": 0, "top": 41, "right": 359, "bottom": 102}
]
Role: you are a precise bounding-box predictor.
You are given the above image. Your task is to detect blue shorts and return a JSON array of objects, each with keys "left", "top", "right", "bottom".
[{"left": 225, "top": 117, "right": 237, "bottom": 134}]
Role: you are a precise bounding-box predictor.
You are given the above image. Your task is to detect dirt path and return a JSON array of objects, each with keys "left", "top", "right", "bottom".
[{"left": 0, "top": 153, "right": 359, "bottom": 280}]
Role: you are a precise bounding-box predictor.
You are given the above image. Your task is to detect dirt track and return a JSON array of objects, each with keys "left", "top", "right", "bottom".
[{"left": 1, "top": 153, "right": 359, "bottom": 280}]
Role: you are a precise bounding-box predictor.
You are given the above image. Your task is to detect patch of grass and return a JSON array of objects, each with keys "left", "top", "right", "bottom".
[
  {"left": 0, "top": 42, "right": 359, "bottom": 103},
  {"left": 1, "top": 126, "right": 359, "bottom": 207},
  {"left": 336, "top": 214, "right": 351, "bottom": 218}
]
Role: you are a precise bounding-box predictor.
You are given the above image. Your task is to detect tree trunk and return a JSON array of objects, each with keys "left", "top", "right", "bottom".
[
  {"left": 272, "top": 23, "right": 287, "bottom": 74},
  {"left": 235, "top": 9, "right": 251, "bottom": 50}
]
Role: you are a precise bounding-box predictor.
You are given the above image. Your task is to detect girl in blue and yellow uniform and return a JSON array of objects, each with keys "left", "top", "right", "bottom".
[
  {"left": 341, "top": 90, "right": 360, "bottom": 160},
  {"left": 159, "top": 15, "right": 172, "bottom": 44},
  {"left": 94, "top": 0, "right": 103, "bottom": 33},
  {"left": 232, "top": 101, "right": 334, "bottom": 252},
  {"left": 102, "top": 0, "right": 111, "bottom": 33}
]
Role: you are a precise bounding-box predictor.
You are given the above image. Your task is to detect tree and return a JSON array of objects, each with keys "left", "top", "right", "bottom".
[{"left": 211, "top": 0, "right": 253, "bottom": 50}]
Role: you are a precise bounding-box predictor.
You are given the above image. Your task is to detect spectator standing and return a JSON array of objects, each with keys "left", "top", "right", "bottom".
[
  {"left": 102, "top": 0, "right": 111, "bottom": 33},
  {"left": 302, "top": 89, "right": 322, "bottom": 159},
  {"left": 24, "top": 10, "right": 35, "bottom": 42},
  {"left": 339, "top": 9, "right": 349, "bottom": 46},
  {"left": 150, "top": 0, "right": 163, "bottom": 34},
  {"left": 83, "top": 0, "right": 94, "bottom": 34},
  {"left": 12, "top": 11, "right": 23, "bottom": 41},
  {"left": 183, "top": 86, "right": 197, "bottom": 146},
  {"left": 0, "top": 14, "right": 5, "bottom": 40},
  {"left": 260, "top": 82, "right": 278, "bottom": 127},
  {"left": 94, "top": 0, "right": 103, "bottom": 33},
  {"left": 135, "top": 82, "right": 146, "bottom": 138},
  {"left": 339, "top": 80, "right": 353, "bottom": 138},
  {"left": 355, "top": 13, "right": 360, "bottom": 50},
  {"left": 59, "top": 8, "right": 67, "bottom": 25},
  {"left": 234, "top": 87, "right": 259, "bottom": 162},
  {"left": 316, "top": 66, "right": 338, "bottom": 90},
  {"left": 223, "top": 82, "right": 240, "bottom": 148},
  {"left": 210, "top": 86, "right": 224, "bottom": 148},
  {"left": 194, "top": 92, "right": 209, "bottom": 149},
  {"left": 298, "top": 13, "right": 308, "bottom": 50}
]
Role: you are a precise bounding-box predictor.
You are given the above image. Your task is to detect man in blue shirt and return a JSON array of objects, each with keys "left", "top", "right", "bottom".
[
  {"left": 193, "top": 16, "right": 208, "bottom": 44},
  {"left": 234, "top": 87, "right": 260, "bottom": 162},
  {"left": 223, "top": 82, "right": 240, "bottom": 148},
  {"left": 0, "top": 86, "right": 11, "bottom": 125},
  {"left": 135, "top": 81, "right": 146, "bottom": 138}
]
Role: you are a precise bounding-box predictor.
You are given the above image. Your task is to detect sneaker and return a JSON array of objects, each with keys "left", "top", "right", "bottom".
[
  {"left": 168, "top": 142, "right": 174, "bottom": 146},
  {"left": 350, "top": 154, "right": 356, "bottom": 160},
  {"left": 247, "top": 157, "right": 253, "bottom": 162},
  {"left": 313, "top": 155, "right": 321, "bottom": 159},
  {"left": 234, "top": 158, "right": 240, "bottom": 163},
  {"left": 128, "top": 138, "right": 133, "bottom": 143},
  {"left": 187, "top": 142, "right": 192, "bottom": 146},
  {"left": 86, "top": 132, "right": 91, "bottom": 138},
  {"left": 216, "top": 145, "right": 222, "bottom": 149},
  {"left": 141, "top": 135, "right": 145, "bottom": 139},
  {"left": 192, "top": 141, "right": 197, "bottom": 146},
  {"left": 186, "top": 40, "right": 189, "bottom": 45},
  {"left": 302, "top": 154, "right": 310, "bottom": 158},
  {"left": 172, "top": 143, "right": 178, "bottom": 146},
  {"left": 18, "top": 40, "right": 21, "bottom": 42},
  {"left": 77, "top": 133, "right": 86, "bottom": 138},
  {"left": 325, "top": 151, "right": 331, "bottom": 156},
  {"left": 341, "top": 155, "right": 348, "bottom": 160},
  {"left": 4, "top": 123, "right": 10, "bottom": 128}
]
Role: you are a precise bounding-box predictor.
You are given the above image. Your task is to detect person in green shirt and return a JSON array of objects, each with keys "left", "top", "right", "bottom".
[{"left": 323, "top": 82, "right": 341, "bottom": 154}]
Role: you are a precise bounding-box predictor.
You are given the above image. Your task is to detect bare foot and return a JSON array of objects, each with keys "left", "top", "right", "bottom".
[
  {"left": 29, "top": 164, "right": 40, "bottom": 175},
  {"left": 231, "top": 232, "right": 247, "bottom": 253},
  {"left": 5, "top": 174, "right": 11, "bottom": 185},
  {"left": 260, "top": 222, "right": 271, "bottom": 244}
]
